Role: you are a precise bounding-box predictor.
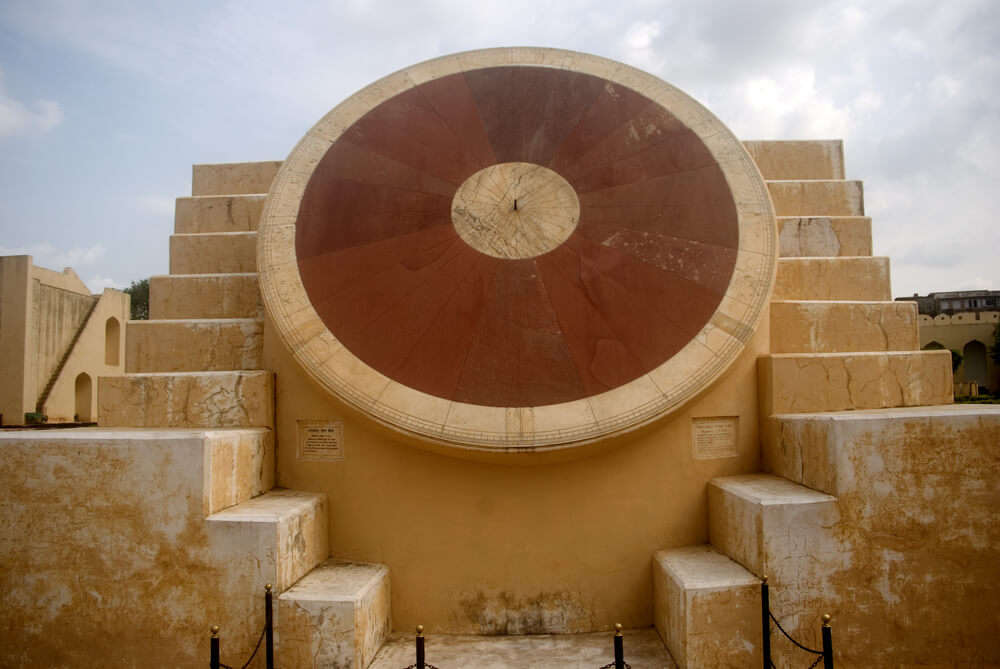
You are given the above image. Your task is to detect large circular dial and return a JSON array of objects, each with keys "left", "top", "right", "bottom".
[{"left": 259, "top": 48, "right": 776, "bottom": 452}]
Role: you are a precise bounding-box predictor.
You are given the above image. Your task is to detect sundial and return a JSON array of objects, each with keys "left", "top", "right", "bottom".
[{"left": 259, "top": 47, "right": 777, "bottom": 452}]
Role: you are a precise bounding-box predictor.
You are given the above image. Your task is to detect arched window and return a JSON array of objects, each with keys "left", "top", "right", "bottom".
[
  {"left": 962, "top": 340, "right": 988, "bottom": 387},
  {"left": 75, "top": 373, "right": 92, "bottom": 422},
  {"left": 922, "top": 341, "right": 945, "bottom": 350},
  {"left": 105, "top": 317, "right": 120, "bottom": 366}
]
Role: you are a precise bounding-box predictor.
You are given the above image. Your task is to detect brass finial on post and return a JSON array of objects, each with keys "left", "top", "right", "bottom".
[
  {"left": 615, "top": 622, "right": 623, "bottom": 637},
  {"left": 762, "top": 574, "right": 768, "bottom": 583},
  {"left": 416, "top": 624, "right": 424, "bottom": 637},
  {"left": 613, "top": 623, "right": 625, "bottom": 668},
  {"left": 265, "top": 583, "right": 273, "bottom": 592},
  {"left": 822, "top": 613, "right": 832, "bottom": 627},
  {"left": 211, "top": 625, "right": 220, "bottom": 637}
]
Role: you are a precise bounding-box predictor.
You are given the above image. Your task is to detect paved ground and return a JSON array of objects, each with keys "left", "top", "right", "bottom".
[{"left": 369, "top": 627, "right": 678, "bottom": 669}]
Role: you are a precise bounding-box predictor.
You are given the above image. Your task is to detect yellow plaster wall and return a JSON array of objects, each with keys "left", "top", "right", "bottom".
[
  {"left": 42, "top": 289, "right": 130, "bottom": 422},
  {"left": 265, "top": 308, "right": 770, "bottom": 634},
  {"left": 31, "top": 281, "right": 96, "bottom": 397},
  {"left": 919, "top": 311, "right": 999, "bottom": 391},
  {"left": 0, "top": 256, "right": 34, "bottom": 425}
]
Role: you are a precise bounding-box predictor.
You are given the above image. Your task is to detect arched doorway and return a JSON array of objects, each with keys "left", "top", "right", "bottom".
[
  {"left": 105, "top": 317, "right": 120, "bottom": 366},
  {"left": 74, "top": 373, "right": 92, "bottom": 422},
  {"left": 962, "top": 340, "right": 988, "bottom": 387},
  {"left": 923, "top": 341, "right": 945, "bottom": 350}
]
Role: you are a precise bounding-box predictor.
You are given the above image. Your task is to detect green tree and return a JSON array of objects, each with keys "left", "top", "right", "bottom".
[
  {"left": 124, "top": 278, "right": 149, "bottom": 320},
  {"left": 950, "top": 349, "right": 963, "bottom": 373}
]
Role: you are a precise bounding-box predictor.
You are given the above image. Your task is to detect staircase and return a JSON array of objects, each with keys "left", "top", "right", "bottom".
[
  {"left": 97, "top": 161, "right": 391, "bottom": 668},
  {"left": 654, "top": 141, "right": 1000, "bottom": 668}
]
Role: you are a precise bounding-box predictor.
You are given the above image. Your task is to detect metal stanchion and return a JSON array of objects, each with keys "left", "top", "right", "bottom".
[
  {"left": 265, "top": 584, "right": 275, "bottom": 669},
  {"left": 416, "top": 624, "right": 425, "bottom": 669},
  {"left": 614, "top": 623, "right": 625, "bottom": 669},
  {"left": 822, "top": 614, "right": 834, "bottom": 669},
  {"left": 761, "top": 576, "right": 771, "bottom": 668},
  {"left": 210, "top": 625, "right": 220, "bottom": 669}
]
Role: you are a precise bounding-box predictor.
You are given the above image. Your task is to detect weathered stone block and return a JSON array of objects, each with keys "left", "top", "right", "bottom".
[
  {"left": 174, "top": 194, "right": 267, "bottom": 233},
  {"left": 777, "top": 216, "right": 872, "bottom": 257},
  {"left": 98, "top": 370, "right": 274, "bottom": 428},
  {"left": 169, "top": 232, "right": 257, "bottom": 274},
  {"left": 126, "top": 318, "right": 263, "bottom": 373},
  {"left": 149, "top": 273, "right": 261, "bottom": 320},
  {"left": 774, "top": 257, "right": 891, "bottom": 301},
  {"left": 767, "top": 180, "right": 864, "bottom": 216},
  {"left": 760, "top": 350, "right": 953, "bottom": 414},
  {"left": 744, "top": 140, "right": 844, "bottom": 180},
  {"left": 192, "top": 161, "right": 282, "bottom": 196},
  {"left": 207, "top": 489, "right": 329, "bottom": 591},
  {"left": 770, "top": 300, "right": 918, "bottom": 353},
  {"left": 653, "top": 545, "right": 760, "bottom": 669},
  {"left": 277, "top": 560, "right": 391, "bottom": 669}
]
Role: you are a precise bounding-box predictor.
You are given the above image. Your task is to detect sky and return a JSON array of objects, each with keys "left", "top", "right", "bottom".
[{"left": 0, "top": 0, "right": 996, "bottom": 298}]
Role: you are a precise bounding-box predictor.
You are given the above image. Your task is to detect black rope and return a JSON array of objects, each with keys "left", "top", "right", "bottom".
[
  {"left": 769, "top": 611, "right": 823, "bottom": 655},
  {"left": 401, "top": 664, "right": 441, "bottom": 669},
  {"left": 806, "top": 653, "right": 826, "bottom": 669},
  {"left": 218, "top": 623, "right": 266, "bottom": 669},
  {"left": 597, "top": 663, "right": 631, "bottom": 669}
]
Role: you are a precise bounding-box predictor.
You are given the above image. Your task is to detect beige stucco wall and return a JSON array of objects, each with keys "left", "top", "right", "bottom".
[
  {"left": 919, "top": 311, "right": 999, "bottom": 392},
  {"left": 32, "top": 281, "right": 96, "bottom": 397},
  {"left": 265, "top": 305, "right": 770, "bottom": 633},
  {"left": 0, "top": 256, "right": 33, "bottom": 425},
  {"left": 42, "top": 289, "right": 130, "bottom": 422}
]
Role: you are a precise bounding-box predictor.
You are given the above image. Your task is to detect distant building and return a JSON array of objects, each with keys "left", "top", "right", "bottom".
[
  {"left": 897, "top": 289, "right": 1000, "bottom": 316},
  {"left": 0, "top": 255, "right": 129, "bottom": 425},
  {"left": 897, "top": 291, "right": 999, "bottom": 394}
]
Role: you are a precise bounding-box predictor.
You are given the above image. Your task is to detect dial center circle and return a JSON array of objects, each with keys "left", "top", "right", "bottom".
[{"left": 451, "top": 162, "right": 580, "bottom": 259}]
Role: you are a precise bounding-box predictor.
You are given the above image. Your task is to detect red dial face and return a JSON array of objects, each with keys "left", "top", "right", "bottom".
[{"left": 294, "top": 66, "right": 738, "bottom": 409}]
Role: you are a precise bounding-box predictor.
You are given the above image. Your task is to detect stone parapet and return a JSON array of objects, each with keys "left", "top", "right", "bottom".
[
  {"left": 774, "top": 256, "right": 891, "bottom": 301},
  {"left": 192, "top": 161, "right": 282, "bottom": 196},
  {"left": 98, "top": 370, "right": 274, "bottom": 428},
  {"left": 777, "top": 216, "right": 872, "bottom": 257},
  {"left": 652, "top": 545, "right": 760, "bottom": 669},
  {"left": 169, "top": 231, "right": 257, "bottom": 274},
  {"left": 760, "top": 350, "right": 953, "bottom": 414},
  {"left": 278, "top": 560, "right": 391, "bottom": 669},
  {"left": 767, "top": 180, "right": 864, "bottom": 217},
  {"left": 744, "top": 140, "right": 844, "bottom": 180},
  {"left": 126, "top": 318, "right": 263, "bottom": 373},
  {"left": 770, "top": 300, "right": 919, "bottom": 354},
  {"left": 175, "top": 194, "right": 266, "bottom": 233},
  {"left": 149, "top": 273, "right": 261, "bottom": 320}
]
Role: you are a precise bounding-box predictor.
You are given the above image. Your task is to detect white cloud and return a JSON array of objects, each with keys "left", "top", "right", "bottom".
[
  {"left": 85, "top": 275, "right": 125, "bottom": 293},
  {"left": 0, "top": 67, "right": 63, "bottom": 137},
  {"left": 0, "top": 243, "right": 106, "bottom": 269}
]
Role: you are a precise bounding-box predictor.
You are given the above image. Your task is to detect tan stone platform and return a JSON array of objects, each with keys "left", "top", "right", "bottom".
[
  {"left": 769, "top": 300, "right": 919, "bottom": 353},
  {"left": 126, "top": 318, "right": 263, "bottom": 372},
  {"left": 767, "top": 179, "right": 864, "bottom": 216},
  {"left": 777, "top": 216, "right": 872, "bottom": 257},
  {"left": 774, "top": 256, "right": 890, "bottom": 301},
  {"left": 170, "top": 231, "right": 257, "bottom": 274},
  {"left": 149, "top": 273, "right": 261, "bottom": 319},
  {"left": 174, "top": 194, "right": 266, "bottom": 233},
  {"left": 369, "top": 628, "right": 677, "bottom": 669}
]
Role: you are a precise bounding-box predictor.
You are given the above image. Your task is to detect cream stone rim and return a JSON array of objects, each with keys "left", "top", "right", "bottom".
[
  {"left": 258, "top": 47, "right": 778, "bottom": 452},
  {"left": 451, "top": 162, "right": 580, "bottom": 260}
]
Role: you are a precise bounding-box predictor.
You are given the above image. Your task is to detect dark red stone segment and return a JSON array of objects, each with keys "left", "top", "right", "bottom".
[
  {"left": 578, "top": 164, "right": 739, "bottom": 249},
  {"left": 341, "top": 84, "right": 482, "bottom": 185},
  {"left": 577, "top": 224, "right": 737, "bottom": 297},
  {"left": 453, "top": 259, "right": 587, "bottom": 407},
  {"left": 463, "top": 67, "right": 607, "bottom": 165},
  {"left": 414, "top": 73, "right": 498, "bottom": 169}
]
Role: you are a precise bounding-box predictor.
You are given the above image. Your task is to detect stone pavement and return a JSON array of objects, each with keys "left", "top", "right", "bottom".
[{"left": 369, "top": 628, "right": 678, "bottom": 669}]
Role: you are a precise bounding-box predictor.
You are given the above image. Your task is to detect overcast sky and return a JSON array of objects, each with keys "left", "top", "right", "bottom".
[{"left": 0, "top": 0, "right": 996, "bottom": 298}]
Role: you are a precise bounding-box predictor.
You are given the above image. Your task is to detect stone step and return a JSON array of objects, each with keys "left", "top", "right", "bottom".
[
  {"left": 149, "top": 273, "right": 261, "bottom": 320},
  {"left": 653, "top": 545, "right": 760, "bottom": 669},
  {"left": 175, "top": 195, "right": 266, "bottom": 233},
  {"left": 767, "top": 180, "right": 864, "bottom": 217},
  {"left": 778, "top": 216, "right": 872, "bottom": 257},
  {"left": 763, "top": 405, "right": 1000, "bottom": 497},
  {"left": 98, "top": 370, "right": 274, "bottom": 428},
  {"left": 207, "top": 488, "right": 329, "bottom": 591},
  {"left": 125, "top": 319, "right": 263, "bottom": 373},
  {"left": 369, "top": 628, "right": 676, "bottom": 669},
  {"left": 759, "top": 350, "right": 953, "bottom": 415},
  {"left": 203, "top": 428, "right": 275, "bottom": 515},
  {"left": 170, "top": 231, "right": 257, "bottom": 274},
  {"left": 770, "top": 300, "right": 919, "bottom": 354},
  {"left": 278, "top": 560, "right": 391, "bottom": 669},
  {"left": 744, "top": 140, "right": 844, "bottom": 180},
  {"left": 708, "top": 474, "right": 839, "bottom": 579},
  {"left": 192, "top": 161, "right": 282, "bottom": 196},
  {"left": 774, "top": 257, "right": 890, "bottom": 301}
]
